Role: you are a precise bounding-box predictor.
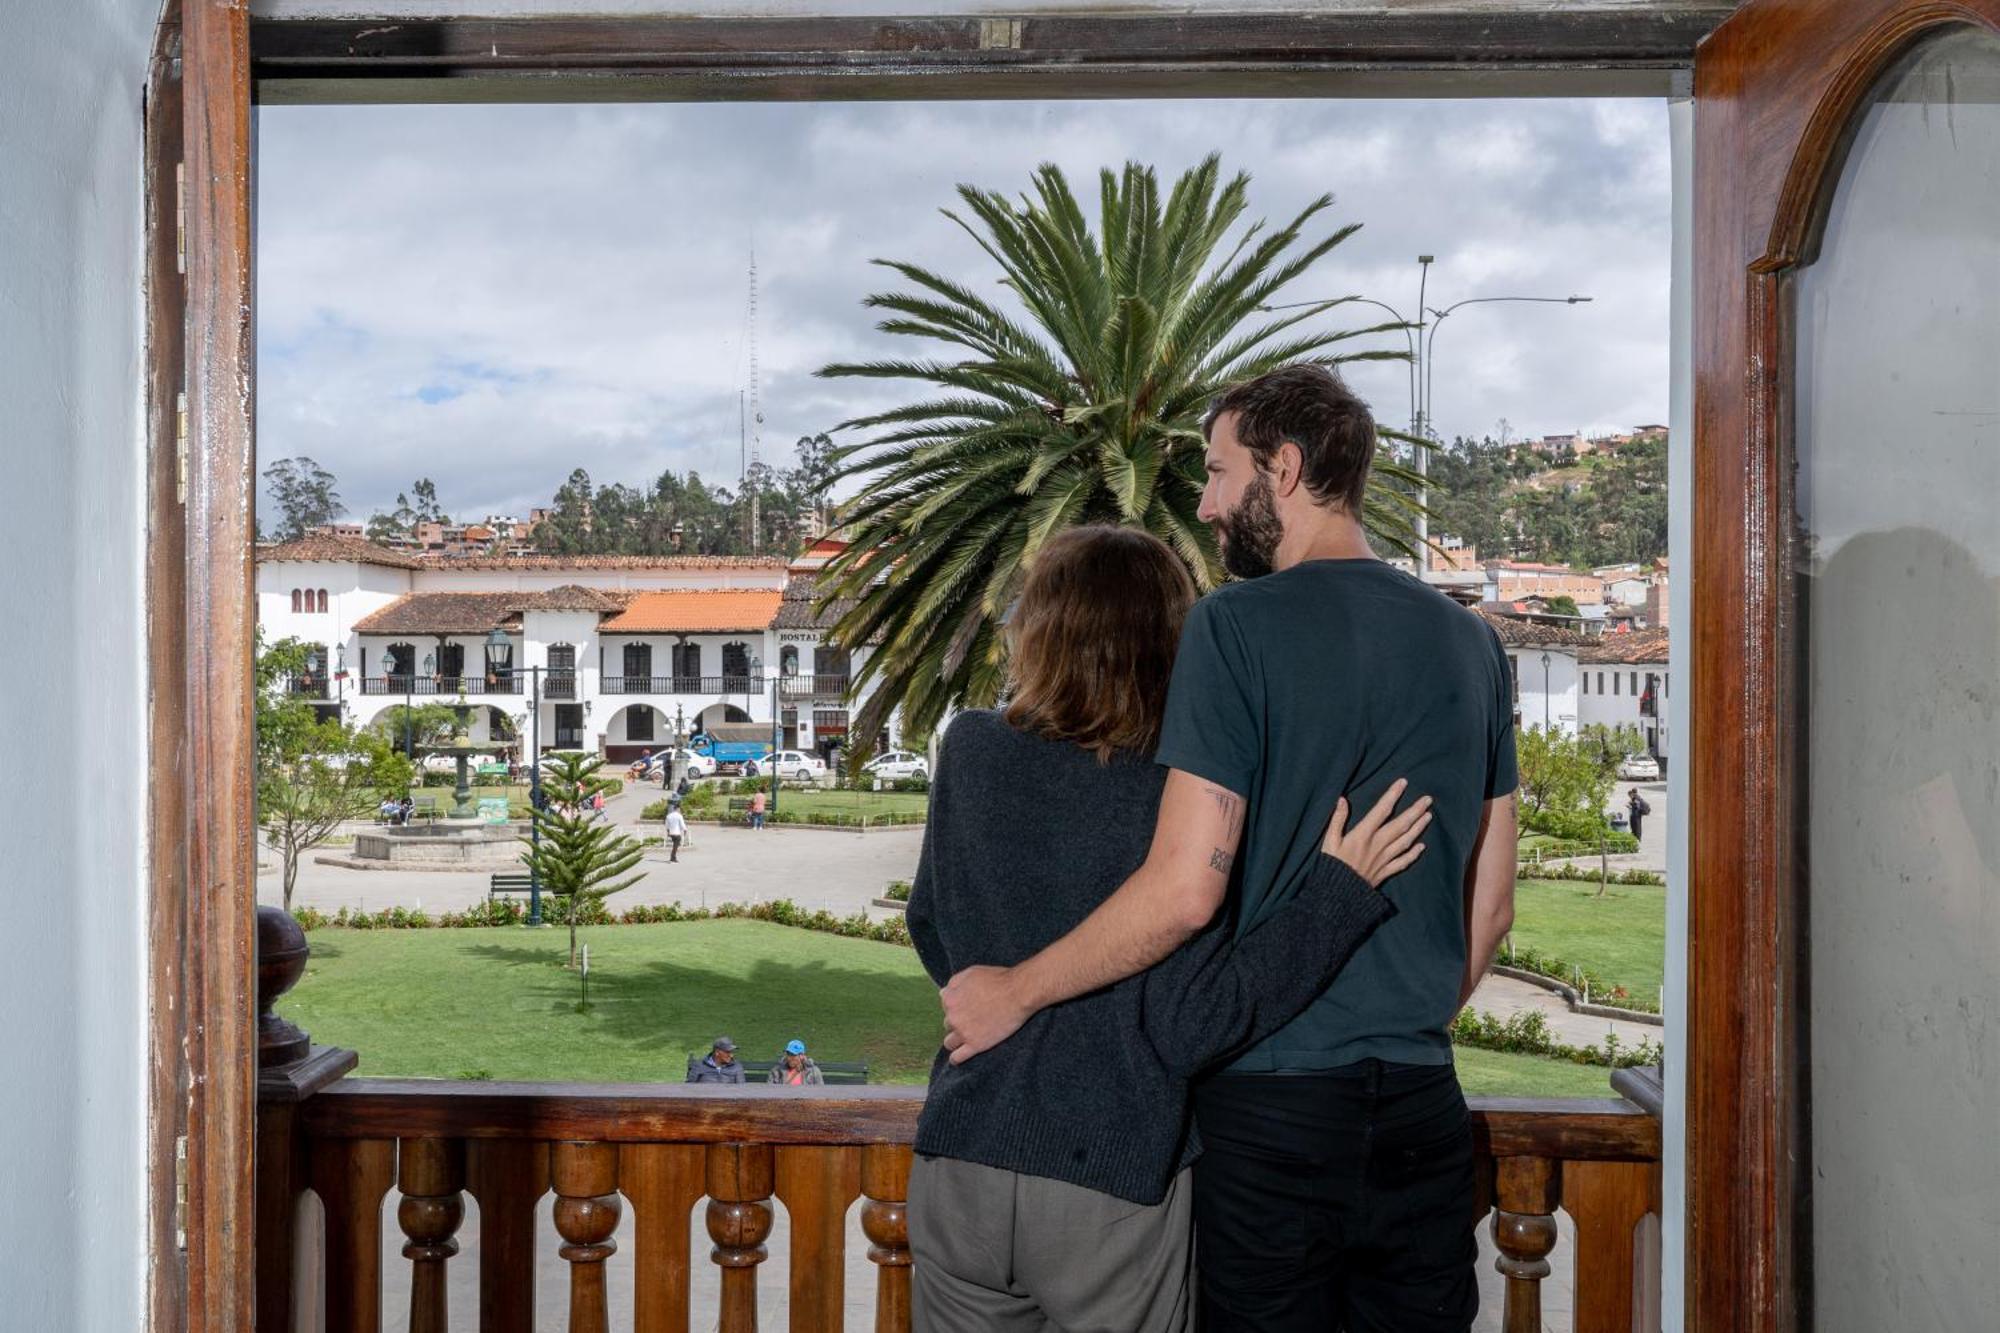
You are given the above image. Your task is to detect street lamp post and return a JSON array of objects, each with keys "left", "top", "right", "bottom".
[
  {"left": 1261, "top": 261, "right": 1590, "bottom": 572},
  {"left": 490, "top": 628, "right": 545, "bottom": 926},
  {"left": 1540, "top": 651, "right": 1553, "bottom": 731},
  {"left": 751, "top": 654, "right": 779, "bottom": 825}
]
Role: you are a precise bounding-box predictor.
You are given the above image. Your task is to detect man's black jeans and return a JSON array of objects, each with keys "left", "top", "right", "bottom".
[{"left": 1191, "top": 1060, "right": 1478, "bottom": 1332}]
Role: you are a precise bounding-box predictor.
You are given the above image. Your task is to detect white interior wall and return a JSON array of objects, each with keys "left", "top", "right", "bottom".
[{"left": 0, "top": 0, "right": 158, "bottom": 1327}]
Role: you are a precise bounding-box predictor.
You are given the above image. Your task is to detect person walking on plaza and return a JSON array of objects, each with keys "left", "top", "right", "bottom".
[
  {"left": 664, "top": 803, "right": 687, "bottom": 863},
  {"left": 906, "top": 524, "right": 1428, "bottom": 1332},
  {"left": 1627, "top": 786, "right": 1651, "bottom": 843},
  {"left": 767, "top": 1039, "right": 824, "bottom": 1086},
  {"left": 687, "top": 1036, "right": 744, "bottom": 1084},
  {"left": 939, "top": 365, "right": 1520, "bottom": 1332},
  {"left": 749, "top": 787, "right": 767, "bottom": 830}
]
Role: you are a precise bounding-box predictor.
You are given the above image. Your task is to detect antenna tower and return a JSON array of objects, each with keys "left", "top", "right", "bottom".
[{"left": 746, "top": 252, "right": 764, "bottom": 554}]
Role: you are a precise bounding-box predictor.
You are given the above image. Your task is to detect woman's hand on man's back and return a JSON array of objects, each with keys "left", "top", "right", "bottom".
[{"left": 1320, "top": 778, "right": 1433, "bottom": 886}]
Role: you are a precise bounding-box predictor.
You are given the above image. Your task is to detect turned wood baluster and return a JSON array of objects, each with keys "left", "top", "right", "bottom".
[
  {"left": 554, "top": 1141, "right": 623, "bottom": 1333},
  {"left": 1491, "top": 1155, "right": 1562, "bottom": 1333},
  {"left": 860, "top": 1145, "right": 913, "bottom": 1333},
  {"left": 396, "top": 1137, "right": 466, "bottom": 1333},
  {"left": 707, "top": 1143, "right": 777, "bottom": 1333}
]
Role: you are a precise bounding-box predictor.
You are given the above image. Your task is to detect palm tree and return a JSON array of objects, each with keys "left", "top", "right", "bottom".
[{"left": 816, "top": 154, "right": 1424, "bottom": 746}]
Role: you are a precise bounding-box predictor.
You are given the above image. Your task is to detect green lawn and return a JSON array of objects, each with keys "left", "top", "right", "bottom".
[
  {"left": 655, "top": 788, "right": 929, "bottom": 824},
  {"left": 1453, "top": 1047, "right": 1620, "bottom": 1099},
  {"left": 1508, "top": 878, "right": 1666, "bottom": 997},
  {"left": 283, "top": 918, "right": 1620, "bottom": 1098},
  {"left": 769, "top": 789, "right": 927, "bottom": 819}
]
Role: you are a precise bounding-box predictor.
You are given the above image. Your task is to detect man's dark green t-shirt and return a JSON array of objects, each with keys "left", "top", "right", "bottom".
[{"left": 1155, "top": 559, "right": 1518, "bottom": 1072}]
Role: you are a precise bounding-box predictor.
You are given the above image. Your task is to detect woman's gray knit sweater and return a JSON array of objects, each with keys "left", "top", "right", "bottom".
[{"left": 906, "top": 710, "right": 1396, "bottom": 1206}]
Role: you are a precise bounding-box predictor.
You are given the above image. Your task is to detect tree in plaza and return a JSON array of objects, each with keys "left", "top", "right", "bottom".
[
  {"left": 1515, "top": 724, "right": 1616, "bottom": 843},
  {"left": 1579, "top": 722, "right": 1646, "bottom": 775},
  {"left": 814, "top": 154, "right": 1424, "bottom": 745},
  {"left": 256, "top": 635, "right": 413, "bottom": 911},
  {"left": 368, "top": 701, "right": 463, "bottom": 757},
  {"left": 518, "top": 751, "right": 645, "bottom": 968},
  {"left": 263, "top": 456, "right": 344, "bottom": 541}
]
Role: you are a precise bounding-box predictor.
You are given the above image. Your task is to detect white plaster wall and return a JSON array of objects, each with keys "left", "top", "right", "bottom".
[
  {"left": 1508, "top": 646, "right": 1580, "bottom": 737},
  {"left": 0, "top": 0, "right": 157, "bottom": 1325},
  {"left": 1578, "top": 661, "right": 1670, "bottom": 762}
]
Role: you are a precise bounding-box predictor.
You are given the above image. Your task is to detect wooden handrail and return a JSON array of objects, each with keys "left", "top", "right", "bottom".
[
  {"left": 302, "top": 1078, "right": 1658, "bottom": 1159},
  {"left": 302, "top": 1079, "right": 927, "bottom": 1143}
]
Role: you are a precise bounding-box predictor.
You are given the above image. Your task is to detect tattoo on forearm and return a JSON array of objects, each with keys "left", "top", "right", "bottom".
[{"left": 1209, "top": 847, "right": 1234, "bottom": 874}]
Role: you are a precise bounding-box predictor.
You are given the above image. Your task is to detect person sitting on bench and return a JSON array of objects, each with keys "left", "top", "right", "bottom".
[
  {"left": 767, "top": 1039, "right": 824, "bottom": 1087},
  {"left": 687, "top": 1036, "right": 745, "bottom": 1084}
]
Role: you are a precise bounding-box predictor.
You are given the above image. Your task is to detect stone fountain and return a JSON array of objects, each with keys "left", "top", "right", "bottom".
[{"left": 424, "top": 703, "right": 504, "bottom": 819}]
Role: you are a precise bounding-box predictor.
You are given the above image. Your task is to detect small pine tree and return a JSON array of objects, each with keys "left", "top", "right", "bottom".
[{"left": 519, "top": 752, "right": 644, "bottom": 967}]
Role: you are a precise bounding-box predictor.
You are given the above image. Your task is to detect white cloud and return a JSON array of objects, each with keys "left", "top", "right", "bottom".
[{"left": 255, "top": 96, "right": 1669, "bottom": 520}]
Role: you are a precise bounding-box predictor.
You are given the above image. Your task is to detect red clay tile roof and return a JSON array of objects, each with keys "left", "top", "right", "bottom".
[
  {"left": 352, "top": 593, "right": 527, "bottom": 636},
  {"left": 257, "top": 534, "right": 425, "bottom": 570},
  {"left": 597, "top": 589, "right": 784, "bottom": 634},
  {"left": 773, "top": 574, "right": 859, "bottom": 631},
  {"left": 1582, "top": 628, "right": 1669, "bottom": 665},
  {"left": 1475, "top": 607, "right": 1593, "bottom": 649},
  {"left": 414, "top": 553, "right": 785, "bottom": 571},
  {"left": 523, "top": 585, "right": 626, "bottom": 613}
]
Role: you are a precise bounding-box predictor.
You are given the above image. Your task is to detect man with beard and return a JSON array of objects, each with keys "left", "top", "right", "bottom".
[{"left": 939, "top": 363, "right": 1519, "bottom": 1331}]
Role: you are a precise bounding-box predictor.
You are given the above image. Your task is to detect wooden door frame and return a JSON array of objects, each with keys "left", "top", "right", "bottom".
[
  {"left": 153, "top": 3, "right": 1740, "bottom": 1326},
  {"left": 1688, "top": 1, "right": 2000, "bottom": 1328}
]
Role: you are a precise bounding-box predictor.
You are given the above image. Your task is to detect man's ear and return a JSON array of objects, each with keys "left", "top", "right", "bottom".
[{"left": 1272, "top": 440, "right": 1307, "bottom": 498}]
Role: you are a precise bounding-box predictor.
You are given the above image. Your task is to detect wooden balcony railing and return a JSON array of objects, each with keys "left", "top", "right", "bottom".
[
  {"left": 602, "top": 675, "right": 760, "bottom": 696},
  {"left": 256, "top": 909, "right": 1662, "bottom": 1333},
  {"left": 779, "top": 674, "right": 851, "bottom": 702},
  {"left": 361, "top": 673, "right": 522, "bottom": 696}
]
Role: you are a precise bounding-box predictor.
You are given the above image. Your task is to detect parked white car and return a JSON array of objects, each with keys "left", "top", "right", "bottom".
[
  {"left": 641, "top": 748, "right": 716, "bottom": 781},
  {"left": 1616, "top": 753, "right": 1662, "bottom": 781},
  {"left": 756, "top": 750, "right": 827, "bottom": 783},
  {"left": 863, "top": 750, "right": 930, "bottom": 782}
]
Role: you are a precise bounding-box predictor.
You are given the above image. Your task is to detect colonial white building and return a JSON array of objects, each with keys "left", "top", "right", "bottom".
[
  {"left": 1579, "top": 629, "right": 1672, "bottom": 768},
  {"left": 1478, "top": 608, "right": 1585, "bottom": 738},
  {"left": 257, "top": 534, "right": 887, "bottom": 764}
]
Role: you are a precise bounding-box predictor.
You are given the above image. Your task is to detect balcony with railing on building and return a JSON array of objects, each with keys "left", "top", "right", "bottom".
[
  {"left": 284, "top": 672, "right": 330, "bottom": 699},
  {"left": 360, "top": 670, "right": 521, "bottom": 696},
  {"left": 254, "top": 909, "right": 1665, "bottom": 1333},
  {"left": 600, "top": 674, "right": 763, "bottom": 696},
  {"left": 779, "top": 672, "right": 852, "bottom": 702}
]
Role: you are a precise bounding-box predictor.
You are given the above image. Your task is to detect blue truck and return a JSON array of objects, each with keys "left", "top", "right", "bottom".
[{"left": 688, "top": 723, "right": 779, "bottom": 775}]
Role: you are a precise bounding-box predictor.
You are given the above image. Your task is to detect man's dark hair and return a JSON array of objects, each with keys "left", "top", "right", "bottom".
[{"left": 1203, "top": 363, "right": 1376, "bottom": 512}]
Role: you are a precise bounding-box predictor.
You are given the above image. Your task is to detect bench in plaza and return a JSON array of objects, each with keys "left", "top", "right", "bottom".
[
  {"left": 684, "top": 1054, "right": 870, "bottom": 1085},
  {"left": 489, "top": 873, "right": 534, "bottom": 900},
  {"left": 411, "top": 794, "right": 438, "bottom": 823}
]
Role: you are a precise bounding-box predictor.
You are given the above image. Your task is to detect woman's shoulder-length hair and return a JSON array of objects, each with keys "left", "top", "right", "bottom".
[{"left": 1003, "top": 524, "right": 1197, "bottom": 762}]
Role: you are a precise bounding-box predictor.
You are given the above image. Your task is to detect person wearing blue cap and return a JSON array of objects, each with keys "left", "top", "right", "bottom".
[{"left": 767, "top": 1038, "right": 823, "bottom": 1087}]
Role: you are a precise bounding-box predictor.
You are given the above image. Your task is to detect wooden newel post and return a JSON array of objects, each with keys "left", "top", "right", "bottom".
[
  {"left": 258, "top": 902, "right": 312, "bottom": 1066},
  {"left": 1492, "top": 1155, "right": 1562, "bottom": 1333},
  {"left": 255, "top": 905, "right": 358, "bottom": 1332},
  {"left": 706, "top": 1143, "right": 776, "bottom": 1333},
  {"left": 553, "top": 1141, "right": 622, "bottom": 1333},
  {"left": 860, "top": 1145, "right": 913, "bottom": 1333}
]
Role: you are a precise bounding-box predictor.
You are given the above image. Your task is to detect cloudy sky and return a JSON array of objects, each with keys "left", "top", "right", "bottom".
[{"left": 256, "top": 96, "right": 1669, "bottom": 525}]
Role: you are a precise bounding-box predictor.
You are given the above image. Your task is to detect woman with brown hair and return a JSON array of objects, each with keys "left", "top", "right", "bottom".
[{"left": 905, "top": 524, "right": 1432, "bottom": 1331}]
